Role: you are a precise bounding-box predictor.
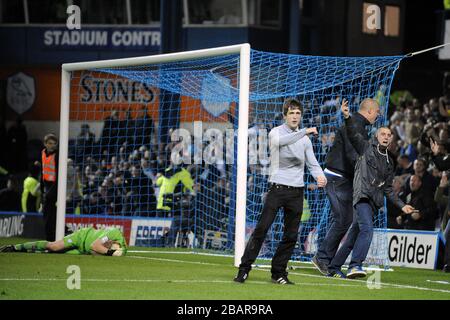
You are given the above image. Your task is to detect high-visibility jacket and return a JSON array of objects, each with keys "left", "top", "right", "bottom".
[
  {"left": 157, "top": 167, "right": 194, "bottom": 211},
  {"left": 22, "top": 176, "right": 40, "bottom": 212},
  {"left": 445, "top": 0, "right": 450, "bottom": 10},
  {"left": 42, "top": 150, "right": 56, "bottom": 182}
]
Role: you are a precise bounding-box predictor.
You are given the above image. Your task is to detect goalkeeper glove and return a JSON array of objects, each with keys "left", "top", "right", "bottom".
[{"left": 106, "top": 248, "right": 124, "bottom": 256}]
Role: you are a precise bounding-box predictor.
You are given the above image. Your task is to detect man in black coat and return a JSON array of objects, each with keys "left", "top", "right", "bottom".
[
  {"left": 430, "top": 139, "right": 450, "bottom": 272},
  {"left": 326, "top": 101, "right": 415, "bottom": 279},
  {"left": 312, "top": 98, "right": 379, "bottom": 275},
  {"left": 396, "top": 175, "right": 437, "bottom": 231}
]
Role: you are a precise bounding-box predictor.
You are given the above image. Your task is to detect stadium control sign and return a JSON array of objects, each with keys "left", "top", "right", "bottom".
[
  {"left": 42, "top": 27, "right": 160, "bottom": 52},
  {"left": 6, "top": 72, "right": 36, "bottom": 115}
]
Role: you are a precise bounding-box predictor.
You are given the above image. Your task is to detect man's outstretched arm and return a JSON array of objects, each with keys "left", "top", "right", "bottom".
[{"left": 341, "top": 99, "right": 368, "bottom": 156}]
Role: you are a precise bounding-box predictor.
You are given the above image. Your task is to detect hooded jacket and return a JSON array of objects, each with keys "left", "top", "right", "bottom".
[{"left": 345, "top": 116, "right": 405, "bottom": 211}]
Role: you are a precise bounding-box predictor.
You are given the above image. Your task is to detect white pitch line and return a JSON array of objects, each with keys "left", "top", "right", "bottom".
[
  {"left": 0, "top": 278, "right": 362, "bottom": 288},
  {"left": 127, "top": 255, "right": 222, "bottom": 266},
  {"left": 426, "top": 280, "right": 450, "bottom": 285},
  {"left": 129, "top": 251, "right": 393, "bottom": 271},
  {"left": 254, "top": 268, "right": 450, "bottom": 294},
  {"left": 128, "top": 250, "right": 234, "bottom": 258},
  {"left": 128, "top": 255, "right": 450, "bottom": 295}
]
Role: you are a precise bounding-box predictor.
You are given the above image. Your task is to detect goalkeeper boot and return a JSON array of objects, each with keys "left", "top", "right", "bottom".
[
  {"left": 234, "top": 270, "right": 249, "bottom": 283},
  {"left": 0, "top": 245, "right": 17, "bottom": 253},
  {"left": 271, "top": 275, "right": 295, "bottom": 285},
  {"left": 311, "top": 255, "right": 329, "bottom": 275},
  {"left": 347, "top": 266, "right": 367, "bottom": 279}
]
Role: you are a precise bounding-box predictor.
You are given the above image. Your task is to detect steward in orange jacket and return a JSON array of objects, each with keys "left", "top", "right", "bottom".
[{"left": 41, "top": 134, "right": 59, "bottom": 241}]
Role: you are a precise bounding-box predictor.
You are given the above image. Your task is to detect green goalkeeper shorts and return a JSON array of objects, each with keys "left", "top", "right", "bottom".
[{"left": 63, "top": 228, "right": 91, "bottom": 251}]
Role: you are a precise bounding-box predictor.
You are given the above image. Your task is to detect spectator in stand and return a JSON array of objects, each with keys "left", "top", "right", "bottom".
[
  {"left": 100, "top": 178, "right": 114, "bottom": 215},
  {"left": 100, "top": 108, "right": 121, "bottom": 155},
  {"left": 66, "top": 158, "right": 82, "bottom": 214},
  {"left": 428, "top": 98, "right": 443, "bottom": 122},
  {"left": 404, "top": 108, "right": 423, "bottom": 146},
  {"left": 124, "top": 165, "right": 156, "bottom": 216},
  {"left": 395, "top": 155, "right": 414, "bottom": 176},
  {"left": 141, "top": 158, "right": 156, "bottom": 182},
  {"left": 76, "top": 124, "right": 96, "bottom": 163},
  {"left": 110, "top": 156, "right": 119, "bottom": 175},
  {"left": 22, "top": 163, "right": 41, "bottom": 213},
  {"left": 133, "top": 105, "right": 155, "bottom": 148},
  {"left": 82, "top": 165, "right": 97, "bottom": 196},
  {"left": 435, "top": 172, "right": 449, "bottom": 238},
  {"left": 387, "top": 176, "right": 405, "bottom": 229},
  {"left": 439, "top": 96, "right": 450, "bottom": 118},
  {"left": 430, "top": 139, "right": 450, "bottom": 272},
  {"left": 110, "top": 173, "right": 126, "bottom": 215},
  {"left": 0, "top": 114, "right": 8, "bottom": 178},
  {"left": 403, "top": 158, "right": 439, "bottom": 196},
  {"left": 82, "top": 191, "right": 103, "bottom": 215},
  {"left": 396, "top": 175, "right": 437, "bottom": 231},
  {"left": 0, "top": 175, "right": 21, "bottom": 212},
  {"left": 6, "top": 116, "right": 28, "bottom": 173},
  {"left": 438, "top": 127, "right": 450, "bottom": 151}
]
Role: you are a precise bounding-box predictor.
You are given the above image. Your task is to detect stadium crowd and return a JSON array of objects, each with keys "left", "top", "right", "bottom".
[
  {"left": 0, "top": 92, "right": 449, "bottom": 244},
  {"left": 385, "top": 95, "right": 449, "bottom": 234}
]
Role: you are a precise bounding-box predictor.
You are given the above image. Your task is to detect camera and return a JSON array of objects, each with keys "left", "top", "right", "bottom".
[{"left": 162, "top": 192, "right": 192, "bottom": 210}]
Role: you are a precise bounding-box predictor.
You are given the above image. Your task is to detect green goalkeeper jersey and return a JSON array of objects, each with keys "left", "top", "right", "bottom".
[{"left": 63, "top": 227, "right": 127, "bottom": 255}]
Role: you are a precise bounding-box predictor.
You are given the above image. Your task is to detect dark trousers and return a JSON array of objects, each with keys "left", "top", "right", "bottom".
[
  {"left": 43, "top": 184, "right": 57, "bottom": 241},
  {"left": 316, "top": 174, "right": 353, "bottom": 264},
  {"left": 239, "top": 185, "right": 304, "bottom": 277},
  {"left": 329, "top": 200, "right": 374, "bottom": 271}
]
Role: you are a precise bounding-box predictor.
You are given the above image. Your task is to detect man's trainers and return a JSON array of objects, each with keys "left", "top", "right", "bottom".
[
  {"left": 443, "top": 265, "right": 450, "bottom": 273},
  {"left": 326, "top": 270, "right": 346, "bottom": 279},
  {"left": 233, "top": 270, "right": 249, "bottom": 283},
  {"left": 347, "top": 266, "right": 367, "bottom": 279},
  {"left": 0, "top": 245, "right": 16, "bottom": 253},
  {"left": 311, "top": 255, "right": 329, "bottom": 275},
  {"left": 271, "top": 275, "right": 295, "bottom": 285}
]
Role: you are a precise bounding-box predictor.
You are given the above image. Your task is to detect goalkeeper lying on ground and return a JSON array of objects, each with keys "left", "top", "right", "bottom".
[{"left": 0, "top": 227, "right": 127, "bottom": 256}]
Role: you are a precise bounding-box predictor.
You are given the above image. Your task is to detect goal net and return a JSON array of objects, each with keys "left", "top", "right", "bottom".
[{"left": 57, "top": 44, "right": 404, "bottom": 268}]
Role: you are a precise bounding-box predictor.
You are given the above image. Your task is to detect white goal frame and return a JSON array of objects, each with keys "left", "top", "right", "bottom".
[{"left": 58, "top": 44, "right": 251, "bottom": 267}]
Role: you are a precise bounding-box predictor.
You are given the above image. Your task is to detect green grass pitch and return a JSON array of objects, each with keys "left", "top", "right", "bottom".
[{"left": 0, "top": 237, "right": 449, "bottom": 300}]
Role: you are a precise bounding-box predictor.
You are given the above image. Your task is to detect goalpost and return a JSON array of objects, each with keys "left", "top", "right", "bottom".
[
  {"left": 58, "top": 43, "right": 404, "bottom": 269},
  {"left": 57, "top": 44, "right": 251, "bottom": 266}
]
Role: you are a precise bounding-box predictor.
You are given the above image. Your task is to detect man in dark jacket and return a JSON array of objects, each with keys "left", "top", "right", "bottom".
[
  {"left": 0, "top": 176, "right": 21, "bottom": 212},
  {"left": 326, "top": 101, "right": 415, "bottom": 279},
  {"left": 312, "top": 98, "right": 379, "bottom": 275},
  {"left": 430, "top": 139, "right": 450, "bottom": 272},
  {"left": 396, "top": 175, "right": 437, "bottom": 231}
]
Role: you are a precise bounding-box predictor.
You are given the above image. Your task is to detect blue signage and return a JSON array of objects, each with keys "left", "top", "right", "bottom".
[
  {"left": 42, "top": 27, "right": 160, "bottom": 50},
  {"left": 0, "top": 26, "right": 161, "bottom": 65}
]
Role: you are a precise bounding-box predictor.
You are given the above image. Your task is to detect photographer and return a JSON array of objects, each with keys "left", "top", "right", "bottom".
[
  {"left": 156, "top": 164, "right": 196, "bottom": 247},
  {"left": 430, "top": 139, "right": 450, "bottom": 273}
]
